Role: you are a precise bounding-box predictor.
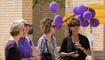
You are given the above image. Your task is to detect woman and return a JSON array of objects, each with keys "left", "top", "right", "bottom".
[
  {"left": 17, "top": 19, "right": 38, "bottom": 60},
  {"left": 5, "top": 20, "right": 24, "bottom": 60},
  {"left": 59, "top": 17, "right": 91, "bottom": 60},
  {"left": 37, "top": 18, "right": 57, "bottom": 60}
]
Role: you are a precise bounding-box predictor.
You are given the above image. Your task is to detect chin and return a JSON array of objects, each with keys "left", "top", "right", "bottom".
[{"left": 52, "top": 32, "right": 55, "bottom": 34}]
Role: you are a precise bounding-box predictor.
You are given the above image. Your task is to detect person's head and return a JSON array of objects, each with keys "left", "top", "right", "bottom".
[
  {"left": 10, "top": 20, "right": 24, "bottom": 38},
  {"left": 19, "top": 19, "right": 30, "bottom": 36},
  {"left": 40, "top": 17, "right": 56, "bottom": 34},
  {"left": 68, "top": 17, "right": 80, "bottom": 36}
]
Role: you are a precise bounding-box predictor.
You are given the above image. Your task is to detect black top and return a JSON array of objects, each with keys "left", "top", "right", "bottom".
[
  {"left": 5, "top": 40, "right": 22, "bottom": 60},
  {"left": 59, "top": 34, "right": 90, "bottom": 60}
]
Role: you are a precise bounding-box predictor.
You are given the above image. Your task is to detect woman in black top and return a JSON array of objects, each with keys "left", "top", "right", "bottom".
[{"left": 59, "top": 17, "right": 91, "bottom": 60}]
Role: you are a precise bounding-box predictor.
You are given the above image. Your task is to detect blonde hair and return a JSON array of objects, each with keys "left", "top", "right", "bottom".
[
  {"left": 17, "top": 19, "right": 28, "bottom": 24},
  {"left": 10, "top": 20, "right": 24, "bottom": 37},
  {"left": 40, "top": 17, "right": 53, "bottom": 34}
]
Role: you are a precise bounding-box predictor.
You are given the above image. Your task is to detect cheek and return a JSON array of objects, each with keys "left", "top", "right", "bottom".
[
  {"left": 69, "top": 27, "right": 72, "bottom": 31},
  {"left": 76, "top": 27, "right": 80, "bottom": 30},
  {"left": 19, "top": 31, "right": 23, "bottom": 37},
  {"left": 24, "top": 27, "right": 28, "bottom": 32},
  {"left": 50, "top": 28, "right": 55, "bottom": 32}
]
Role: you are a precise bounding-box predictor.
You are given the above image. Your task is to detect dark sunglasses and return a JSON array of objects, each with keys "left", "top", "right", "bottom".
[
  {"left": 51, "top": 25, "right": 55, "bottom": 28},
  {"left": 69, "top": 24, "right": 80, "bottom": 27},
  {"left": 24, "top": 24, "right": 30, "bottom": 27}
]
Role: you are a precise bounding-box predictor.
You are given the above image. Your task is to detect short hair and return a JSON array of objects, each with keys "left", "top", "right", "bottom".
[
  {"left": 40, "top": 17, "right": 53, "bottom": 34},
  {"left": 10, "top": 20, "right": 24, "bottom": 37},
  {"left": 17, "top": 19, "right": 28, "bottom": 24}
]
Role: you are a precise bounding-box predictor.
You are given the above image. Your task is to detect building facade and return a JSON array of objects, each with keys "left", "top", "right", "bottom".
[{"left": 0, "top": 0, "right": 33, "bottom": 60}]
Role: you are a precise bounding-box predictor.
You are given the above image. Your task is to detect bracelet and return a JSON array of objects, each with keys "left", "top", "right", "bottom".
[{"left": 82, "top": 47, "right": 85, "bottom": 51}]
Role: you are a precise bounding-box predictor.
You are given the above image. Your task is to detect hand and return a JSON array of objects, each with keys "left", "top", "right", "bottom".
[
  {"left": 87, "top": 48, "right": 91, "bottom": 53},
  {"left": 68, "top": 52, "right": 79, "bottom": 57},
  {"left": 32, "top": 46, "right": 37, "bottom": 56},
  {"left": 22, "top": 58, "right": 28, "bottom": 60},
  {"left": 71, "top": 53, "right": 79, "bottom": 58},
  {"left": 75, "top": 43, "right": 82, "bottom": 49}
]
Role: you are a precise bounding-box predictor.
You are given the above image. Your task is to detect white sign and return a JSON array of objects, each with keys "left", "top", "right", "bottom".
[{"left": 87, "top": 33, "right": 96, "bottom": 42}]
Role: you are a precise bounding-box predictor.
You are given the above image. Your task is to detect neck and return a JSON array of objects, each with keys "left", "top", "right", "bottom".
[
  {"left": 46, "top": 33, "right": 52, "bottom": 41},
  {"left": 72, "top": 32, "right": 78, "bottom": 37},
  {"left": 13, "top": 35, "right": 20, "bottom": 44}
]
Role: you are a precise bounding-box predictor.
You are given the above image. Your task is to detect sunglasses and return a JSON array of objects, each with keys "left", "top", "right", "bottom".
[
  {"left": 69, "top": 24, "right": 80, "bottom": 27},
  {"left": 51, "top": 25, "right": 55, "bottom": 28},
  {"left": 24, "top": 24, "right": 30, "bottom": 27}
]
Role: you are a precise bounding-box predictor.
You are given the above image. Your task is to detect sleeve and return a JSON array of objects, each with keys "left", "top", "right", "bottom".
[
  {"left": 59, "top": 38, "right": 67, "bottom": 53},
  {"left": 83, "top": 37, "right": 90, "bottom": 50},
  {"left": 37, "top": 38, "right": 44, "bottom": 55},
  {"left": 6, "top": 47, "right": 16, "bottom": 60}
]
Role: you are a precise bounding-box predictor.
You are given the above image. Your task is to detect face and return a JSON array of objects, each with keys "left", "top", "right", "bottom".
[
  {"left": 23, "top": 23, "right": 30, "bottom": 36},
  {"left": 69, "top": 24, "right": 80, "bottom": 33},
  {"left": 19, "top": 28, "right": 24, "bottom": 38},
  {"left": 50, "top": 22, "right": 56, "bottom": 34}
]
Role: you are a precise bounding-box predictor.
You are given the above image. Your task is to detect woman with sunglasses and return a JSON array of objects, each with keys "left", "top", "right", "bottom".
[
  {"left": 59, "top": 17, "right": 91, "bottom": 60},
  {"left": 37, "top": 18, "right": 57, "bottom": 60}
]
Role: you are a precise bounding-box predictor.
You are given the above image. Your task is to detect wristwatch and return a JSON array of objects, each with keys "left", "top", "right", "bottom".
[
  {"left": 81, "top": 47, "right": 85, "bottom": 51},
  {"left": 67, "top": 53, "right": 69, "bottom": 56}
]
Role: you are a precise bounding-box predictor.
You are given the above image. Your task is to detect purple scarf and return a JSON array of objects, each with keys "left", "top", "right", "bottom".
[{"left": 18, "top": 37, "right": 33, "bottom": 58}]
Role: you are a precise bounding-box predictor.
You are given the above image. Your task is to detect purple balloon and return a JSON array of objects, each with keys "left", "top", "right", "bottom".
[
  {"left": 83, "top": 11, "right": 92, "bottom": 21},
  {"left": 77, "top": 14, "right": 84, "bottom": 21},
  {"left": 81, "top": 20, "right": 89, "bottom": 27},
  {"left": 72, "top": 6, "right": 80, "bottom": 15},
  {"left": 50, "top": 1, "right": 58, "bottom": 13},
  {"left": 54, "top": 15, "right": 63, "bottom": 29},
  {"left": 89, "top": 8, "right": 96, "bottom": 17},
  {"left": 90, "top": 18, "right": 99, "bottom": 27},
  {"left": 78, "top": 5, "right": 87, "bottom": 14},
  {"left": 55, "top": 24, "right": 62, "bottom": 29}
]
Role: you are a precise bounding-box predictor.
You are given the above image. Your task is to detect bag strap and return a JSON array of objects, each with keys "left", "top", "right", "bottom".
[
  {"left": 41, "top": 36, "right": 51, "bottom": 53},
  {"left": 44, "top": 37, "right": 50, "bottom": 53}
]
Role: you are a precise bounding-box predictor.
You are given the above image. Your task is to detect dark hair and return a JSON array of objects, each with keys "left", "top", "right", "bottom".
[
  {"left": 40, "top": 17, "right": 53, "bottom": 34},
  {"left": 68, "top": 17, "right": 80, "bottom": 36},
  {"left": 28, "top": 25, "right": 33, "bottom": 34}
]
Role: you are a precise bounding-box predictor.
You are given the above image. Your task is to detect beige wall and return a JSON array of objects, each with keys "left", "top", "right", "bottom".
[
  {"left": 0, "top": 0, "right": 32, "bottom": 60},
  {"left": 22, "top": 0, "right": 33, "bottom": 24},
  {"left": 66, "top": 0, "right": 105, "bottom": 58}
]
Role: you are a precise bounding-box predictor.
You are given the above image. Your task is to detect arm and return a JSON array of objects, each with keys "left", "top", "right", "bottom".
[
  {"left": 59, "top": 52, "right": 79, "bottom": 57},
  {"left": 6, "top": 47, "right": 16, "bottom": 60},
  {"left": 76, "top": 37, "right": 91, "bottom": 55}
]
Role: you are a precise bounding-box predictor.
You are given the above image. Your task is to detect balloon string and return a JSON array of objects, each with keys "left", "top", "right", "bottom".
[{"left": 90, "top": 25, "right": 92, "bottom": 33}]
